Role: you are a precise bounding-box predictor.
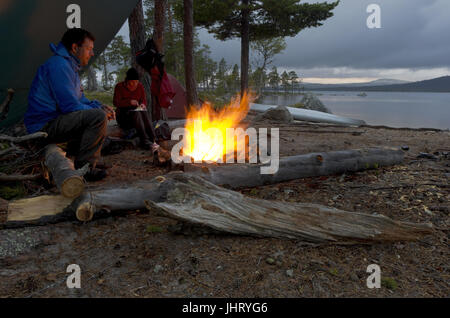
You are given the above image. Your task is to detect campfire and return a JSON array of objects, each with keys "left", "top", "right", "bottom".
[{"left": 181, "top": 92, "right": 255, "bottom": 163}]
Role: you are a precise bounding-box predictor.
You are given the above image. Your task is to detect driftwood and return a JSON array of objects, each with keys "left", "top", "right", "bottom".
[
  {"left": 0, "top": 88, "right": 14, "bottom": 121},
  {"left": 44, "top": 144, "right": 89, "bottom": 198},
  {"left": 144, "top": 174, "right": 432, "bottom": 243}
]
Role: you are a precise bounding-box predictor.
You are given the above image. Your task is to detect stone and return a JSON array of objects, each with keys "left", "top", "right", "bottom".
[
  {"left": 253, "top": 105, "right": 293, "bottom": 123},
  {"left": 286, "top": 269, "right": 294, "bottom": 278},
  {"left": 300, "top": 93, "right": 331, "bottom": 113},
  {"left": 154, "top": 264, "right": 163, "bottom": 273}
]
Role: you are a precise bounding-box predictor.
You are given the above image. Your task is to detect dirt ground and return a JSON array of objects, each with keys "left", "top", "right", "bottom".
[{"left": 0, "top": 115, "right": 449, "bottom": 298}]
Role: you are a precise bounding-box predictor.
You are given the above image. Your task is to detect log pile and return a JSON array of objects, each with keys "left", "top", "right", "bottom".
[{"left": 1, "top": 146, "right": 434, "bottom": 244}]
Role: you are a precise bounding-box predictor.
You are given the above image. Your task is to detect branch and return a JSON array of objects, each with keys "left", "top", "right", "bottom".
[
  {"left": 0, "top": 173, "right": 41, "bottom": 182},
  {"left": 0, "top": 145, "right": 19, "bottom": 156},
  {"left": 0, "top": 88, "right": 14, "bottom": 121},
  {"left": 0, "top": 132, "right": 48, "bottom": 143}
]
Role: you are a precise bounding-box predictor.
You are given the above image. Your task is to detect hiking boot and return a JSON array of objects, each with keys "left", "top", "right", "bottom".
[
  {"left": 94, "top": 160, "right": 112, "bottom": 169},
  {"left": 84, "top": 167, "right": 108, "bottom": 182}
]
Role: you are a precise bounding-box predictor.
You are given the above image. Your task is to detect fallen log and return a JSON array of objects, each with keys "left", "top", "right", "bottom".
[
  {"left": 44, "top": 144, "right": 89, "bottom": 198},
  {"left": 185, "top": 147, "right": 405, "bottom": 188},
  {"left": 144, "top": 174, "right": 432, "bottom": 243}
]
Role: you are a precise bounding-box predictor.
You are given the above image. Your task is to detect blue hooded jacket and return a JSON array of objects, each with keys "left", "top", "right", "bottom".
[{"left": 24, "top": 42, "right": 102, "bottom": 133}]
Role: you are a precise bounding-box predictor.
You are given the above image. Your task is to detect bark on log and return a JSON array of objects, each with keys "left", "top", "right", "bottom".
[{"left": 44, "top": 144, "right": 88, "bottom": 198}]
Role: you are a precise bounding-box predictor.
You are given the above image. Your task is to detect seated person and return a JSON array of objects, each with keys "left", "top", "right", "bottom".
[
  {"left": 24, "top": 28, "right": 115, "bottom": 181},
  {"left": 113, "top": 68, "right": 159, "bottom": 151}
]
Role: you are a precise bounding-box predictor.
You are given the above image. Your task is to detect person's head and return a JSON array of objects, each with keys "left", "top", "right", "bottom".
[
  {"left": 125, "top": 68, "right": 140, "bottom": 91},
  {"left": 61, "top": 28, "right": 95, "bottom": 66}
]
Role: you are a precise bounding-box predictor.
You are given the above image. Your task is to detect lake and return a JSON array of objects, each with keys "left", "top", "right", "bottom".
[{"left": 260, "top": 91, "right": 450, "bottom": 130}]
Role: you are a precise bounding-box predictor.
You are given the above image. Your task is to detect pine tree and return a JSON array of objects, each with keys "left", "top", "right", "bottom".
[{"left": 180, "top": 0, "right": 339, "bottom": 96}]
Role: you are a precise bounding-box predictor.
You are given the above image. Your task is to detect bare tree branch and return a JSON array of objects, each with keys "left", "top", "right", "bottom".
[{"left": 0, "top": 132, "right": 48, "bottom": 143}]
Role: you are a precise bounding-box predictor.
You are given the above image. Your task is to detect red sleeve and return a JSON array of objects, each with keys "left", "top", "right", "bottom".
[
  {"left": 139, "top": 83, "right": 147, "bottom": 106},
  {"left": 113, "top": 83, "right": 132, "bottom": 108}
]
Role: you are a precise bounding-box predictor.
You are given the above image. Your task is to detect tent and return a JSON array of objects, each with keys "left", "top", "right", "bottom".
[{"left": 165, "top": 74, "right": 188, "bottom": 119}]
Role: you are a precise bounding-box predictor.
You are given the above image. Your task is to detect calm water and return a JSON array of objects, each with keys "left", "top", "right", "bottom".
[{"left": 260, "top": 91, "right": 450, "bottom": 130}]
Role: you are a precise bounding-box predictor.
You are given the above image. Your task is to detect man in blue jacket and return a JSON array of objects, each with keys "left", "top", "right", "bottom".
[{"left": 25, "top": 28, "right": 115, "bottom": 181}]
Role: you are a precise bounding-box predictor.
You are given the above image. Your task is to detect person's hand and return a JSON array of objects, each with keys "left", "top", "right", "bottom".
[
  {"left": 139, "top": 104, "right": 147, "bottom": 110},
  {"left": 130, "top": 100, "right": 139, "bottom": 106},
  {"left": 102, "top": 105, "right": 116, "bottom": 120}
]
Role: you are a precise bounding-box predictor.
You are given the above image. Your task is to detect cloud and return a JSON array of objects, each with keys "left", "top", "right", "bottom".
[{"left": 199, "top": 0, "right": 450, "bottom": 80}]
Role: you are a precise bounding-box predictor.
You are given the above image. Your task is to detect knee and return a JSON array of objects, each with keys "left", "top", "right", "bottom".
[{"left": 88, "top": 108, "right": 107, "bottom": 124}]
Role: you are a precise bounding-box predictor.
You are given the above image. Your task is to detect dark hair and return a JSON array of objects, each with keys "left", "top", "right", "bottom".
[
  {"left": 61, "top": 28, "right": 95, "bottom": 52},
  {"left": 125, "top": 68, "right": 140, "bottom": 81}
]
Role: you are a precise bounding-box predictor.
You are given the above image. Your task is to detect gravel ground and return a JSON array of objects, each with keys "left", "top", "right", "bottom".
[{"left": 0, "top": 119, "right": 448, "bottom": 298}]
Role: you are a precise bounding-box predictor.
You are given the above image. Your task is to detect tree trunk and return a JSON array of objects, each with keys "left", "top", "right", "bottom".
[
  {"left": 183, "top": 0, "right": 200, "bottom": 108},
  {"left": 129, "top": 0, "right": 152, "bottom": 113},
  {"left": 240, "top": 0, "right": 250, "bottom": 97},
  {"left": 153, "top": 0, "right": 166, "bottom": 53},
  {"left": 44, "top": 144, "right": 89, "bottom": 198},
  {"left": 86, "top": 65, "right": 98, "bottom": 91},
  {"left": 154, "top": 0, "right": 168, "bottom": 120}
]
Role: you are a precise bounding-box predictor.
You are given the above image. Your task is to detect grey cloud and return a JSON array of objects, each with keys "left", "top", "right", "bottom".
[{"left": 200, "top": 0, "right": 450, "bottom": 71}]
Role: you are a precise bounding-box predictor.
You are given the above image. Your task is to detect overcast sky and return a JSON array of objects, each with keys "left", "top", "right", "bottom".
[{"left": 119, "top": 0, "right": 450, "bottom": 84}]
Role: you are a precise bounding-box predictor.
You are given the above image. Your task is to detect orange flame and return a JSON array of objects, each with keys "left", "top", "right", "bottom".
[{"left": 183, "top": 91, "right": 255, "bottom": 162}]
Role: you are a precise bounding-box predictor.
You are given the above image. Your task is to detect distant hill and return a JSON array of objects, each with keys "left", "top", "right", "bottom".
[
  {"left": 301, "top": 78, "right": 410, "bottom": 90},
  {"left": 306, "top": 76, "right": 450, "bottom": 93}
]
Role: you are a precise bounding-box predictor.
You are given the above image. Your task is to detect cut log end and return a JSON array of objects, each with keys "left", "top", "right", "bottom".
[
  {"left": 61, "top": 176, "right": 85, "bottom": 199},
  {"left": 76, "top": 202, "right": 94, "bottom": 222}
]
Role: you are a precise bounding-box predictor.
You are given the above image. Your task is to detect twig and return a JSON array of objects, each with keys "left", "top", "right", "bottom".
[
  {"left": 0, "top": 132, "right": 48, "bottom": 143},
  {"left": 0, "top": 145, "right": 19, "bottom": 156},
  {"left": 0, "top": 173, "right": 41, "bottom": 182},
  {"left": 0, "top": 88, "right": 14, "bottom": 121},
  {"left": 349, "top": 183, "right": 450, "bottom": 191}
]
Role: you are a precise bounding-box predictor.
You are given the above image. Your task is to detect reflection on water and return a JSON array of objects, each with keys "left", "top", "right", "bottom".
[{"left": 260, "top": 91, "right": 450, "bottom": 129}]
